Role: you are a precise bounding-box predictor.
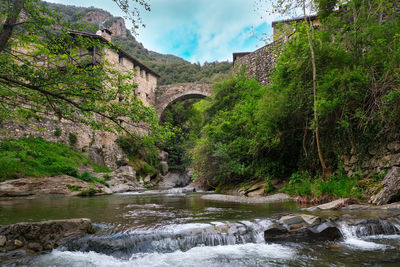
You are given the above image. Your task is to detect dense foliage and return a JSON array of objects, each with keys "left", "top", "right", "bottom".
[
  {"left": 0, "top": 137, "right": 110, "bottom": 181},
  {"left": 190, "top": 1, "right": 400, "bottom": 193},
  {"left": 161, "top": 99, "right": 207, "bottom": 171},
  {"left": 116, "top": 134, "right": 162, "bottom": 180}
]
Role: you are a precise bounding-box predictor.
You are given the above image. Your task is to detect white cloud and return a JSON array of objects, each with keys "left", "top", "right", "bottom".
[
  {"left": 136, "top": 0, "right": 277, "bottom": 63},
  {"left": 46, "top": 0, "right": 279, "bottom": 63}
]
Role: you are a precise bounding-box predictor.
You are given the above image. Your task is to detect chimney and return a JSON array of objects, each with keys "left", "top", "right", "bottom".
[{"left": 100, "top": 27, "right": 112, "bottom": 42}]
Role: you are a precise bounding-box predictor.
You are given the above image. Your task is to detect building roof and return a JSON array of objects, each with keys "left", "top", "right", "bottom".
[
  {"left": 272, "top": 15, "right": 318, "bottom": 27},
  {"left": 68, "top": 30, "right": 160, "bottom": 78}
]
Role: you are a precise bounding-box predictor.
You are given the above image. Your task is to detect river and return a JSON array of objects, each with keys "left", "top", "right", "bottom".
[{"left": 1, "top": 190, "right": 400, "bottom": 266}]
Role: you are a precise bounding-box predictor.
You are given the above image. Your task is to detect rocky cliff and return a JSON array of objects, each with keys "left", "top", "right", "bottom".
[{"left": 82, "top": 10, "right": 127, "bottom": 37}]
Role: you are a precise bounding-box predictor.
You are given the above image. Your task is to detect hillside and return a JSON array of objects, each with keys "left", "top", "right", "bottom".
[{"left": 46, "top": 2, "right": 232, "bottom": 85}]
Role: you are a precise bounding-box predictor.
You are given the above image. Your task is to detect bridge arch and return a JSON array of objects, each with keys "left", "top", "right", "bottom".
[{"left": 155, "top": 83, "right": 213, "bottom": 118}]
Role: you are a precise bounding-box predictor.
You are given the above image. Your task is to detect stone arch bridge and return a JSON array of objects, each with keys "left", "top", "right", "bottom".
[{"left": 155, "top": 82, "right": 213, "bottom": 118}]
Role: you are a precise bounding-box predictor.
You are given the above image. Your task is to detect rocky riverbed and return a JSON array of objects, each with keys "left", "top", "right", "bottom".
[{"left": 0, "top": 219, "right": 93, "bottom": 262}]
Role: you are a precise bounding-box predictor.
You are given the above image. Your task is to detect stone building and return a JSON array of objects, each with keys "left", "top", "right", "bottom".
[
  {"left": 68, "top": 27, "right": 159, "bottom": 107},
  {"left": 0, "top": 28, "right": 160, "bottom": 169},
  {"left": 232, "top": 15, "right": 319, "bottom": 86}
]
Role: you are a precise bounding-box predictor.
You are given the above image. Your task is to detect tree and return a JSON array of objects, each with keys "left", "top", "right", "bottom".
[
  {"left": 0, "top": 0, "right": 166, "bottom": 139},
  {"left": 264, "top": 0, "right": 328, "bottom": 176}
]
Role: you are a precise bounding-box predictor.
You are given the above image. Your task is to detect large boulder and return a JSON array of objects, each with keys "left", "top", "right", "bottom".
[
  {"left": 160, "top": 161, "right": 169, "bottom": 175},
  {"left": 370, "top": 167, "right": 400, "bottom": 205},
  {"left": 158, "top": 171, "right": 192, "bottom": 188},
  {"left": 158, "top": 151, "right": 169, "bottom": 162},
  {"left": 0, "top": 176, "right": 96, "bottom": 197},
  {"left": 108, "top": 166, "right": 143, "bottom": 193},
  {"left": 264, "top": 214, "right": 342, "bottom": 242}
]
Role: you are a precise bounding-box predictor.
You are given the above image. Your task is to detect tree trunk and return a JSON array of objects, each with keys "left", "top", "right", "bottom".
[
  {"left": 0, "top": 0, "right": 24, "bottom": 52},
  {"left": 302, "top": 1, "right": 327, "bottom": 177}
]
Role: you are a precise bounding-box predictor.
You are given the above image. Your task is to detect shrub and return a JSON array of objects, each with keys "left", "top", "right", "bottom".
[
  {"left": 68, "top": 133, "right": 77, "bottom": 146},
  {"left": 67, "top": 185, "right": 81, "bottom": 191},
  {"left": 0, "top": 157, "right": 21, "bottom": 181},
  {"left": 281, "top": 171, "right": 364, "bottom": 199},
  {"left": 54, "top": 127, "right": 62, "bottom": 137},
  {"left": 78, "top": 186, "right": 101, "bottom": 196}
]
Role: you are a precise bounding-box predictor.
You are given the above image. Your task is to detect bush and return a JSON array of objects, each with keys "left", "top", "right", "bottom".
[
  {"left": 54, "top": 127, "right": 62, "bottom": 137},
  {"left": 281, "top": 171, "right": 364, "bottom": 199},
  {"left": 67, "top": 185, "right": 81, "bottom": 191},
  {"left": 116, "top": 135, "right": 161, "bottom": 177},
  {"left": 78, "top": 186, "right": 101, "bottom": 197},
  {"left": 0, "top": 157, "right": 21, "bottom": 181},
  {"left": 68, "top": 133, "right": 77, "bottom": 146}
]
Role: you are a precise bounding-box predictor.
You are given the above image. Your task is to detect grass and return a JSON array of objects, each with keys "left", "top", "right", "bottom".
[
  {"left": 78, "top": 185, "right": 103, "bottom": 196},
  {"left": 79, "top": 171, "right": 109, "bottom": 187},
  {"left": 0, "top": 137, "right": 111, "bottom": 181},
  {"left": 67, "top": 185, "right": 81, "bottom": 191},
  {"left": 280, "top": 170, "right": 366, "bottom": 199}
]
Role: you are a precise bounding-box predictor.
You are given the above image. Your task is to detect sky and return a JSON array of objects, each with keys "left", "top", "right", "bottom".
[{"left": 46, "top": 0, "right": 278, "bottom": 63}]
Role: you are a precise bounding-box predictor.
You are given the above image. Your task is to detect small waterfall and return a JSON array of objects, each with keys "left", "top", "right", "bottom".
[
  {"left": 340, "top": 220, "right": 400, "bottom": 237},
  {"left": 338, "top": 220, "right": 400, "bottom": 250},
  {"left": 65, "top": 220, "right": 273, "bottom": 259}
]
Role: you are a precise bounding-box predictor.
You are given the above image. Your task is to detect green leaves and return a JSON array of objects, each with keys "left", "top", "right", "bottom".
[{"left": 0, "top": 0, "right": 169, "bottom": 139}]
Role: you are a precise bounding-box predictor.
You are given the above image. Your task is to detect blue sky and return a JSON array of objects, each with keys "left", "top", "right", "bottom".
[{"left": 46, "top": 0, "right": 277, "bottom": 63}]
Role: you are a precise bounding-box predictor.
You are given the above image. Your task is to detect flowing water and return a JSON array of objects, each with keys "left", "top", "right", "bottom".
[{"left": 1, "top": 190, "right": 400, "bottom": 266}]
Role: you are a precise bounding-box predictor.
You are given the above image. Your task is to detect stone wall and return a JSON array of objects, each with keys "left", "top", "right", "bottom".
[
  {"left": 233, "top": 42, "right": 280, "bottom": 86},
  {"left": 341, "top": 140, "right": 400, "bottom": 177},
  {"left": 0, "top": 117, "right": 124, "bottom": 169}
]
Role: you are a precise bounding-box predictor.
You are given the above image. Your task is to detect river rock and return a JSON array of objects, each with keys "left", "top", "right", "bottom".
[
  {"left": 201, "top": 193, "right": 293, "bottom": 204},
  {"left": 369, "top": 167, "right": 400, "bottom": 205},
  {"left": 160, "top": 161, "right": 169, "bottom": 175},
  {"left": 158, "top": 171, "right": 192, "bottom": 188},
  {"left": 303, "top": 198, "right": 351, "bottom": 211},
  {"left": 0, "top": 175, "right": 92, "bottom": 197},
  {"left": 116, "top": 166, "right": 136, "bottom": 179},
  {"left": 264, "top": 214, "right": 341, "bottom": 242},
  {"left": 158, "top": 151, "right": 169, "bottom": 161},
  {"left": 0, "top": 219, "right": 94, "bottom": 256},
  {"left": 387, "top": 142, "right": 400, "bottom": 153},
  {"left": 0, "top": 235, "right": 6, "bottom": 247}
]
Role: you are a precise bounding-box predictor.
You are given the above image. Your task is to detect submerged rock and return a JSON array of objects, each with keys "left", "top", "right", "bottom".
[
  {"left": 369, "top": 167, "right": 400, "bottom": 205},
  {"left": 0, "top": 219, "right": 94, "bottom": 258}
]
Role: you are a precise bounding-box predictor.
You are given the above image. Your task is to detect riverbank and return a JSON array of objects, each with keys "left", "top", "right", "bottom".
[{"left": 0, "top": 167, "right": 144, "bottom": 197}]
